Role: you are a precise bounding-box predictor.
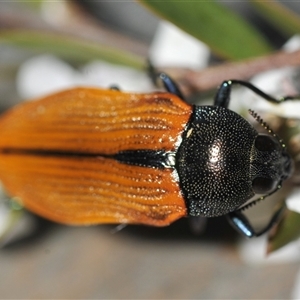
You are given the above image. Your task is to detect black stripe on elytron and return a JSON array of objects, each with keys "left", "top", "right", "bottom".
[
  {"left": 0, "top": 148, "right": 174, "bottom": 169},
  {"left": 113, "top": 149, "right": 175, "bottom": 169}
]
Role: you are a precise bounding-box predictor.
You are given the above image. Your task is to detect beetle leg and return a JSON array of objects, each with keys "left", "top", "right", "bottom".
[
  {"left": 158, "top": 73, "right": 185, "bottom": 101},
  {"left": 158, "top": 73, "right": 186, "bottom": 101},
  {"left": 227, "top": 205, "right": 286, "bottom": 238},
  {"left": 109, "top": 85, "right": 120, "bottom": 91},
  {"left": 214, "top": 81, "right": 232, "bottom": 108},
  {"left": 214, "top": 79, "right": 300, "bottom": 107},
  {"left": 147, "top": 61, "right": 185, "bottom": 100},
  {"left": 188, "top": 216, "right": 207, "bottom": 235}
]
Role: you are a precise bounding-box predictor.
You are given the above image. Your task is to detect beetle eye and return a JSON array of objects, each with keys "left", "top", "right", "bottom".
[
  {"left": 252, "top": 177, "right": 277, "bottom": 194},
  {"left": 254, "top": 134, "right": 279, "bottom": 152}
]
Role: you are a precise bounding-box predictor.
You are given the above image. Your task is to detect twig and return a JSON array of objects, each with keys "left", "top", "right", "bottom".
[{"left": 160, "top": 49, "right": 300, "bottom": 93}]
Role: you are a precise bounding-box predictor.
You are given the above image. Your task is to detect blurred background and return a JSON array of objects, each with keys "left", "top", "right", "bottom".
[{"left": 1, "top": 1, "right": 300, "bottom": 299}]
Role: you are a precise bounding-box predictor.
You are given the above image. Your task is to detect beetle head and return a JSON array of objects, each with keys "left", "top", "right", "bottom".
[
  {"left": 249, "top": 110, "right": 293, "bottom": 196},
  {"left": 177, "top": 106, "right": 293, "bottom": 218}
]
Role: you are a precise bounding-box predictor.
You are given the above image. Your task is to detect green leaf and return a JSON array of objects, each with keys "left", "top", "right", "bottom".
[
  {"left": 251, "top": 0, "right": 300, "bottom": 37},
  {"left": 0, "top": 30, "right": 145, "bottom": 69},
  {"left": 139, "top": 0, "right": 272, "bottom": 60},
  {"left": 267, "top": 208, "right": 300, "bottom": 254}
]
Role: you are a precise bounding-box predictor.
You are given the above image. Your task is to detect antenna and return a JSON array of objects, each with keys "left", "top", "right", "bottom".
[{"left": 248, "top": 109, "right": 286, "bottom": 150}]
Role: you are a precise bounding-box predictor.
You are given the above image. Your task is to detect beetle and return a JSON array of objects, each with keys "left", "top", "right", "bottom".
[{"left": 0, "top": 73, "right": 295, "bottom": 237}]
